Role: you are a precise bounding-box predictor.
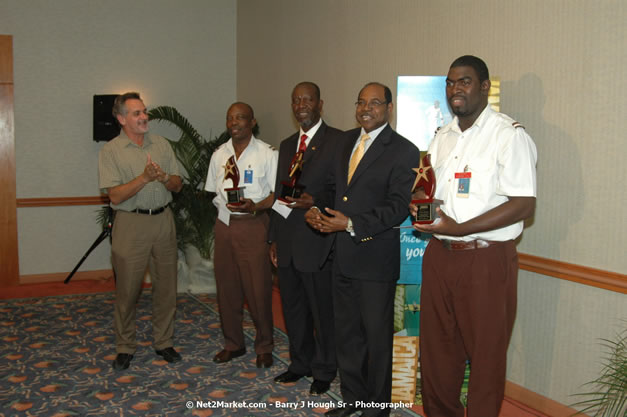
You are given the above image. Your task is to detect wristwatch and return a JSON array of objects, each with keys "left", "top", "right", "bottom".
[{"left": 346, "top": 218, "right": 354, "bottom": 234}]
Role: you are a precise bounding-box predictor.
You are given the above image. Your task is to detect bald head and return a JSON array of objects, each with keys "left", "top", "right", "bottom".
[{"left": 226, "top": 102, "right": 257, "bottom": 142}]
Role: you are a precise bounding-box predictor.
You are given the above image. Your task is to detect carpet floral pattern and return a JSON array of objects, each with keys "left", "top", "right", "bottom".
[{"left": 0, "top": 292, "right": 421, "bottom": 416}]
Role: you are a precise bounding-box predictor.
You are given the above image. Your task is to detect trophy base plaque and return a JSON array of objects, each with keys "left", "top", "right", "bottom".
[
  {"left": 278, "top": 182, "right": 305, "bottom": 203},
  {"left": 225, "top": 187, "right": 245, "bottom": 205},
  {"left": 411, "top": 198, "right": 443, "bottom": 225}
]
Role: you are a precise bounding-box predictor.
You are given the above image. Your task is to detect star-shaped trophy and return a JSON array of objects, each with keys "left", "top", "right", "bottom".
[
  {"left": 223, "top": 155, "right": 245, "bottom": 205},
  {"left": 411, "top": 154, "right": 443, "bottom": 224},
  {"left": 278, "top": 150, "right": 305, "bottom": 202}
]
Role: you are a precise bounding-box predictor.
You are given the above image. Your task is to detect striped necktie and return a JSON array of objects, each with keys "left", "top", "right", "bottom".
[{"left": 298, "top": 134, "right": 308, "bottom": 152}]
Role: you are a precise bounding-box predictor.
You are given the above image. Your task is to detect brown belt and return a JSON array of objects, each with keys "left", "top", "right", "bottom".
[
  {"left": 438, "top": 238, "right": 500, "bottom": 251},
  {"left": 230, "top": 212, "right": 263, "bottom": 220}
]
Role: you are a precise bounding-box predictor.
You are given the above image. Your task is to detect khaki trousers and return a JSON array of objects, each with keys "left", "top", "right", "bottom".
[{"left": 111, "top": 208, "right": 178, "bottom": 354}]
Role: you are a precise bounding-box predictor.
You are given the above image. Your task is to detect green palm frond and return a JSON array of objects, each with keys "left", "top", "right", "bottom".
[
  {"left": 571, "top": 323, "right": 627, "bottom": 417},
  {"left": 148, "top": 106, "right": 203, "bottom": 144},
  {"left": 147, "top": 106, "right": 229, "bottom": 259},
  {"left": 95, "top": 206, "right": 113, "bottom": 231}
]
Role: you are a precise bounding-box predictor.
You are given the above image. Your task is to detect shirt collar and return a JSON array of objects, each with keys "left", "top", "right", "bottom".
[
  {"left": 447, "top": 104, "right": 492, "bottom": 134},
  {"left": 120, "top": 129, "right": 153, "bottom": 147},
  {"left": 226, "top": 135, "right": 258, "bottom": 156},
  {"left": 359, "top": 122, "right": 388, "bottom": 142},
  {"left": 472, "top": 103, "right": 492, "bottom": 129},
  {"left": 299, "top": 118, "right": 323, "bottom": 140}
]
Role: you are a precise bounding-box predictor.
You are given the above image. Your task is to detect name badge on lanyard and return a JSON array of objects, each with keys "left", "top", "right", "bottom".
[
  {"left": 455, "top": 166, "right": 471, "bottom": 198},
  {"left": 244, "top": 169, "right": 253, "bottom": 184}
]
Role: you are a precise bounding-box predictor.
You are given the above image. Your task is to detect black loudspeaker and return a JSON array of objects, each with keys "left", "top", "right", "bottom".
[{"left": 93, "top": 94, "right": 120, "bottom": 142}]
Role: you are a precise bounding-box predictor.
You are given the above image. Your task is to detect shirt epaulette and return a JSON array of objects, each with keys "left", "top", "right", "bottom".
[
  {"left": 512, "top": 122, "right": 525, "bottom": 129},
  {"left": 269, "top": 144, "right": 277, "bottom": 151}
]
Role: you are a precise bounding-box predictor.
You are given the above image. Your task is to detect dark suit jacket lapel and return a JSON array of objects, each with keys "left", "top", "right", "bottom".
[
  {"left": 340, "top": 130, "right": 358, "bottom": 190},
  {"left": 285, "top": 132, "right": 299, "bottom": 154},
  {"left": 280, "top": 133, "right": 299, "bottom": 176},
  {"left": 346, "top": 125, "right": 393, "bottom": 190},
  {"left": 303, "top": 122, "right": 327, "bottom": 164}
]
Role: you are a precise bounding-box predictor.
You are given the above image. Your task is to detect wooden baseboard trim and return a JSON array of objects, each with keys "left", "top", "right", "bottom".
[
  {"left": 16, "top": 196, "right": 109, "bottom": 208},
  {"left": 518, "top": 253, "right": 626, "bottom": 294},
  {"left": 505, "top": 381, "right": 587, "bottom": 417},
  {"left": 20, "top": 269, "right": 113, "bottom": 284},
  {"left": 12, "top": 195, "right": 627, "bottom": 295}
]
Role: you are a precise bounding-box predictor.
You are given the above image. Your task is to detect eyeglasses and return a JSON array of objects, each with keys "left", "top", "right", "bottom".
[{"left": 355, "top": 100, "right": 388, "bottom": 108}]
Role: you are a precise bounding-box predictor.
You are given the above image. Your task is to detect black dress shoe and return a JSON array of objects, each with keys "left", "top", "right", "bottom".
[
  {"left": 112, "top": 353, "right": 133, "bottom": 371},
  {"left": 256, "top": 353, "right": 273, "bottom": 368},
  {"left": 155, "top": 347, "right": 182, "bottom": 363},
  {"left": 274, "top": 370, "right": 311, "bottom": 383},
  {"left": 309, "top": 379, "right": 331, "bottom": 395},
  {"left": 213, "top": 348, "right": 246, "bottom": 363},
  {"left": 324, "top": 406, "right": 361, "bottom": 417}
]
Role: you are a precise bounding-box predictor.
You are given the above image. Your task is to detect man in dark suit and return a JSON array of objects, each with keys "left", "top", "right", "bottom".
[
  {"left": 269, "top": 81, "right": 344, "bottom": 395},
  {"left": 305, "top": 82, "right": 420, "bottom": 417}
]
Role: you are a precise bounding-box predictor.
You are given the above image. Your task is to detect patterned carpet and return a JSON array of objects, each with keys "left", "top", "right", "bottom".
[{"left": 0, "top": 292, "right": 422, "bottom": 416}]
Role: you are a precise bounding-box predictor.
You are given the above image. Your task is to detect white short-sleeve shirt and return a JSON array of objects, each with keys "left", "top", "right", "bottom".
[
  {"left": 205, "top": 136, "right": 278, "bottom": 224},
  {"left": 428, "top": 104, "right": 537, "bottom": 241}
]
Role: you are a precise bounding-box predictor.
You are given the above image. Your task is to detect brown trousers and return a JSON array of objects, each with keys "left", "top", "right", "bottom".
[
  {"left": 213, "top": 213, "right": 274, "bottom": 354},
  {"left": 420, "top": 238, "right": 518, "bottom": 417},
  {"left": 111, "top": 208, "right": 178, "bottom": 354}
]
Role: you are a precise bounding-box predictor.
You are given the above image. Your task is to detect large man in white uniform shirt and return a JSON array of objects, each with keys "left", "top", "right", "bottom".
[
  {"left": 411, "top": 56, "right": 537, "bottom": 417},
  {"left": 205, "top": 102, "right": 278, "bottom": 369}
]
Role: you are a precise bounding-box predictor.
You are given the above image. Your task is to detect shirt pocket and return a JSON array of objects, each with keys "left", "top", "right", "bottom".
[
  {"left": 242, "top": 161, "right": 268, "bottom": 194},
  {"left": 461, "top": 154, "right": 497, "bottom": 197}
]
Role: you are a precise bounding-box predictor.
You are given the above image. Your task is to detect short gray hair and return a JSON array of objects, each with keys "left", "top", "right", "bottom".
[{"left": 112, "top": 92, "right": 141, "bottom": 118}]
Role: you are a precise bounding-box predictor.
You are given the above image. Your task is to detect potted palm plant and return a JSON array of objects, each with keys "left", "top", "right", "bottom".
[
  {"left": 147, "top": 106, "right": 229, "bottom": 293},
  {"left": 571, "top": 323, "right": 627, "bottom": 416},
  {"left": 148, "top": 106, "right": 227, "bottom": 257}
]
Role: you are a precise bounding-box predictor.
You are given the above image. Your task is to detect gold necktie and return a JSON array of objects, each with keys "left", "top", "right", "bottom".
[{"left": 347, "top": 133, "right": 369, "bottom": 184}]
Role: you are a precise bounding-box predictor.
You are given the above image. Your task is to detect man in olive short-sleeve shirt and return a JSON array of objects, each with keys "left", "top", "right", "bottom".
[{"left": 98, "top": 92, "right": 183, "bottom": 371}]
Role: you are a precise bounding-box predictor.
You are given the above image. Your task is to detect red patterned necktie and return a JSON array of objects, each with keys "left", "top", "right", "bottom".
[{"left": 298, "top": 134, "right": 308, "bottom": 152}]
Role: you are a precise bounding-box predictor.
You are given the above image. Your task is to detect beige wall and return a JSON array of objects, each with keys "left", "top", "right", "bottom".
[
  {"left": 237, "top": 0, "right": 627, "bottom": 409},
  {"left": 1, "top": 0, "right": 236, "bottom": 274},
  {"left": 2, "top": 0, "right": 625, "bottom": 409}
]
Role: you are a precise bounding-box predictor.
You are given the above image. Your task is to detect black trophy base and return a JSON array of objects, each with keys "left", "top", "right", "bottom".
[
  {"left": 278, "top": 183, "right": 304, "bottom": 203},
  {"left": 225, "top": 187, "right": 245, "bottom": 205},
  {"left": 411, "top": 199, "right": 443, "bottom": 225}
]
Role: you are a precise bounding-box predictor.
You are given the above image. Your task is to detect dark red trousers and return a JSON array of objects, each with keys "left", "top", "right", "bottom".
[
  {"left": 420, "top": 238, "right": 518, "bottom": 417},
  {"left": 213, "top": 214, "right": 274, "bottom": 354}
]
